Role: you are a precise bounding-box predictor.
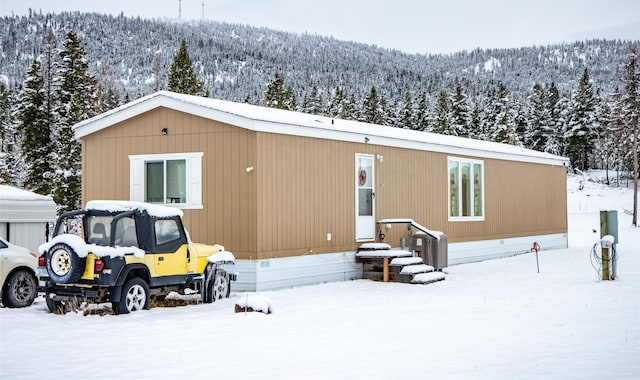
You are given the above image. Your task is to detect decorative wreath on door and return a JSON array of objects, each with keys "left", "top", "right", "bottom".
[{"left": 358, "top": 169, "right": 367, "bottom": 186}]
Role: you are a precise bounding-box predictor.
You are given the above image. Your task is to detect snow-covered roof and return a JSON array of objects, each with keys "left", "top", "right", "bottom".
[
  {"left": 73, "top": 91, "right": 569, "bottom": 166},
  {"left": 0, "top": 185, "right": 56, "bottom": 222},
  {"left": 0, "top": 185, "right": 53, "bottom": 201},
  {"left": 85, "top": 200, "right": 183, "bottom": 218}
]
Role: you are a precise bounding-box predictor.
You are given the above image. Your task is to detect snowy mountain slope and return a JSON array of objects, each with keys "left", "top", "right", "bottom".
[
  {"left": 0, "top": 175, "right": 638, "bottom": 379},
  {"left": 0, "top": 12, "right": 635, "bottom": 104}
]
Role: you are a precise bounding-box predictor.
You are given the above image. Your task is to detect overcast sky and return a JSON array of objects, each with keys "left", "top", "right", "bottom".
[{"left": 1, "top": 0, "right": 638, "bottom": 54}]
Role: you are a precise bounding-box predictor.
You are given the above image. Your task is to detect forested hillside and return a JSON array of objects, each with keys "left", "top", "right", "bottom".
[
  {"left": 0, "top": 11, "right": 638, "bottom": 215},
  {"left": 0, "top": 11, "right": 633, "bottom": 102}
]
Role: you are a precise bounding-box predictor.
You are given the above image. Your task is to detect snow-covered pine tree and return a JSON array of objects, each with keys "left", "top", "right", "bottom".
[
  {"left": 283, "top": 86, "right": 297, "bottom": 111},
  {"left": 395, "top": 91, "right": 414, "bottom": 129},
  {"left": 468, "top": 103, "right": 482, "bottom": 140},
  {"left": 345, "top": 94, "right": 359, "bottom": 121},
  {"left": 379, "top": 94, "right": 391, "bottom": 126},
  {"left": 327, "top": 87, "right": 345, "bottom": 118},
  {"left": 0, "top": 85, "right": 23, "bottom": 186},
  {"left": 262, "top": 72, "right": 296, "bottom": 110},
  {"left": 414, "top": 91, "right": 430, "bottom": 131},
  {"left": 54, "top": 30, "right": 97, "bottom": 213},
  {"left": 619, "top": 44, "right": 639, "bottom": 226},
  {"left": 14, "top": 60, "right": 55, "bottom": 195},
  {"left": 490, "top": 82, "right": 520, "bottom": 145},
  {"left": 450, "top": 81, "right": 470, "bottom": 137},
  {"left": 525, "top": 83, "right": 546, "bottom": 150},
  {"left": 387, "top": 98, "right": 400, "bottom": 128},
  {"left": 301, "top": 85, "right": 325, "bottom": 115},
  {"left": 542, "top": 82, "right": 564, "bottom": 155},
  {"left": 360, "top": 86, "right": 385, "bottom": 125},
  {"left": 565, "top": 68, "right": 598, "bottom": 171},
  {"left": 432, "top": 89, "right": 453, "bottom": 135},
  {"left": 595, "top": 97, "right": 617, "bottom": 184},
  {"left": 168, "top": 38, "right": 205, "bottom": 96},
  {"left": 607, "top": 88, "right": 627, "bottom": 184}
]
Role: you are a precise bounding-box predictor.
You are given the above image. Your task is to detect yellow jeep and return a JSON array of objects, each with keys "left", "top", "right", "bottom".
[{"left": 37, "top": 201, "right": 235, "bottom": 314}]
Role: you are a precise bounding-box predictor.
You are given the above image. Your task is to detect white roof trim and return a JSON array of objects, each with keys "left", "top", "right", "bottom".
[{"left": 73, "top": 91, "right": 569, "bottom": 166}]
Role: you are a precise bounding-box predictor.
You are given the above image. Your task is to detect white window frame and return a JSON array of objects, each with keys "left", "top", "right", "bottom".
[
  {"left": 129, "top": 152, "right": 203, "bottom": 210},
  {"left": 448, "top": 156, "right": 485, "bottom": 222}
]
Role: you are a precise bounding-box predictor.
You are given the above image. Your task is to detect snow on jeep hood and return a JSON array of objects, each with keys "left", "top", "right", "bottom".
[
  {"left": 85, "top": 200, "right": 183, "bottom": 218},
  {"left": 39, "top": 234, "right": 145, "bottom": 258},
  {"left": 207, "top": 250, "right": 235, "bottom": 264}
]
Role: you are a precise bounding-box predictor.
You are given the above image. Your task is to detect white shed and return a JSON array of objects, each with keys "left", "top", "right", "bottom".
[{"left": 0, "top": 185, "right": 57, "bottom": 252}]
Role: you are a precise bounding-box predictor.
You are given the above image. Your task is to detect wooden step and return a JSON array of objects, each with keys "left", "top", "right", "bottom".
[
  {"left": 400, "top": 264, "right": 434, "bottom": 275},
  {"left": 358, "top": 242, "right": 391, "bottom": 251},
  {"left": 411, "top": 272, "right": 446, "bottom": 284},
  {"left": 390, "top": 257, "right": 423, "bottom": 266},
  {"left": 356, "top": 249, "right": 412, "bottom": 259},
  {"left": 356, "top": 249, "right": 413, "bottom": 264}
]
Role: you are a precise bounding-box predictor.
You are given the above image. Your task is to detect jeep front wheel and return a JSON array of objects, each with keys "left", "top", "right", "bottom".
[
  {"left": 113, "top": 277, "right": 149, "bottom": 314},
  {"left": 203, "top": 268, "right": 230, "bottom": 303},
  {"left": 46, "top": 243, "right": 86, "bottom": 284},
  {"left": 212, "top": 270, "right": 230, "bottom": 301}
]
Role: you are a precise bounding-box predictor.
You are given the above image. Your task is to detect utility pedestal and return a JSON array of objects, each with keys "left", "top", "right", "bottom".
[{"left": 599, "top": 210, "right": 618, "bottom": 281}]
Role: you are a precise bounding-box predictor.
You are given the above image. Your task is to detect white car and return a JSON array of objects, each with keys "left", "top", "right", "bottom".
[{"left": 0, "top": 237, "right": 38, "bottom": 308}]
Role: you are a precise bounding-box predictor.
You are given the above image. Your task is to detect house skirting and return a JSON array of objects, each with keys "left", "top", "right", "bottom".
[{"left": 231, "top": 233, "right": 568, "bottom": 292}]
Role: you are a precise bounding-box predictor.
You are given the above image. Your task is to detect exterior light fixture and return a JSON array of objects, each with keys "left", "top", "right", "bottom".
[{"left": 161, "top": 128, "right": 168, "bottom": 135}]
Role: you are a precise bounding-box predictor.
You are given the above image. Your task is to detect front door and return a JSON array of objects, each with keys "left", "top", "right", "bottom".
[{"left": 355, "top": 154, "right": 375, "bottom": 241}]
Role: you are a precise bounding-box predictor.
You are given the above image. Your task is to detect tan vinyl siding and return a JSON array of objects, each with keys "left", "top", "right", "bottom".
[
  {"left": 82, "top": 107, "right": 257, "bottom": 259},
  {"left": 254, "top": 133, "right": 567, "bottom": 257},
  {"left": 81, "top": 106, "right": 567, "bottom": 261}
]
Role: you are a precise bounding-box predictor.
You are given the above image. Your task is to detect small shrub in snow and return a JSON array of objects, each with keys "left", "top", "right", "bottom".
[{"left": 235, "top": 294, "right": 273, "bottom": 314}]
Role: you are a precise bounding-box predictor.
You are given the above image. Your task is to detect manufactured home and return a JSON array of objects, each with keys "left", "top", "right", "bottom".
[{"left": 73, "top": 91, "right": 568, "bottom": 291}]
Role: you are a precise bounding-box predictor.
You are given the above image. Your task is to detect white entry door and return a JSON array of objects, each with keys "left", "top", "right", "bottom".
[{"left": 355, "top": 154, "right": 375, "bottom": 241}]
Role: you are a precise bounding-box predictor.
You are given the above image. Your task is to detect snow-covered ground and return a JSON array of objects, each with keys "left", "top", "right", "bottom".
[{"left": 1, "top": 173, "right": 638, "bottom": 379}]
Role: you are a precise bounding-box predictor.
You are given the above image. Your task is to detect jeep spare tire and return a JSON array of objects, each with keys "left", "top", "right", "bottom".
[{"left": 46, "top": 243, "right": 86, "bottom": 284}]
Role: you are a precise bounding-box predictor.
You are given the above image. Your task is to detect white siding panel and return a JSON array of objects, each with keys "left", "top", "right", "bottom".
[
  {"left": 448, "top": 233, "right": 569, "bottom": 265},
  {"left": 233, "top": 252, "right": 363, "bottom": 292}
]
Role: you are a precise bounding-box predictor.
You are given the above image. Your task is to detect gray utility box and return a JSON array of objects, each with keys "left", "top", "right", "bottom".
[{"left": 413, "top": 232, "right": 448, "bottom": 270}]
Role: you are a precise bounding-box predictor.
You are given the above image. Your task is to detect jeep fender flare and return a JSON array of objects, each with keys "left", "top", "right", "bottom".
[{"left": 110, "top": 264, "right": 151, "bottom": 303}]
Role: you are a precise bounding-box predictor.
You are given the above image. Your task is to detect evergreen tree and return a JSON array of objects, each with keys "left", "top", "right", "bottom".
[
  {"left": 525, "top": 83, "right": 546, "bottom": 150},
  {"left": 327, "top": 87, "right": 345, "bottom": 118},
  {"left": 414, "top": 91, "right": 430, "bottom": 131},
  {"left": 341, "top": 94, "right": 358, "bottom": 120},
  {"left": 450, "top": 81, "right": 470, "bottom": 136},
  {"left": 379, "top": 94, "right": 391, "bottom": 126},
  {"left": 595, "top": 97, "right": 616, "bottom": 184},
  {"left": 432, "top": 89, "right": 453, "bottom": 135},
  {"left": 607, "top": 89, "right": 625, "bottom": 179},
  {"left": 489, "top": 83, "right": 519, "bottom": 145},
  {"left": 397, "top": 91, "right": 415, "bottom": 129},
  {"left": 301, "top": 85, "right": 324, "bottom": 115},
  {"left": 468, "top": 103, "right": 482, "bottom": 139},
  {"left": 361, "top": 86, "right": 385, "bottom": 125},
  {"left": 565, "top": 68, "right": 598, "bottom": 170},
  {"left": 542, "top": 83, "right": 565, "bottom": 155},
  {"left": 619, "top": 45, "right": 639, "bottom": 226},
  {"left": 14, "top": 60, "right": 54, "bottom": 195},
  {"left": 262, "top": 72, "right": 296, "bottom": 110},
  {"left": 168, "top": 38, "right": 205, "bottom": 96},
  {"left": 0, "top": 85, "right": 22, "bottom": 186},
  {"left": 54, "top": 30, "right": 97, "bottom": 213},
  {"left": 283, "top": 86, "right": 297, "bottom": 111}
]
